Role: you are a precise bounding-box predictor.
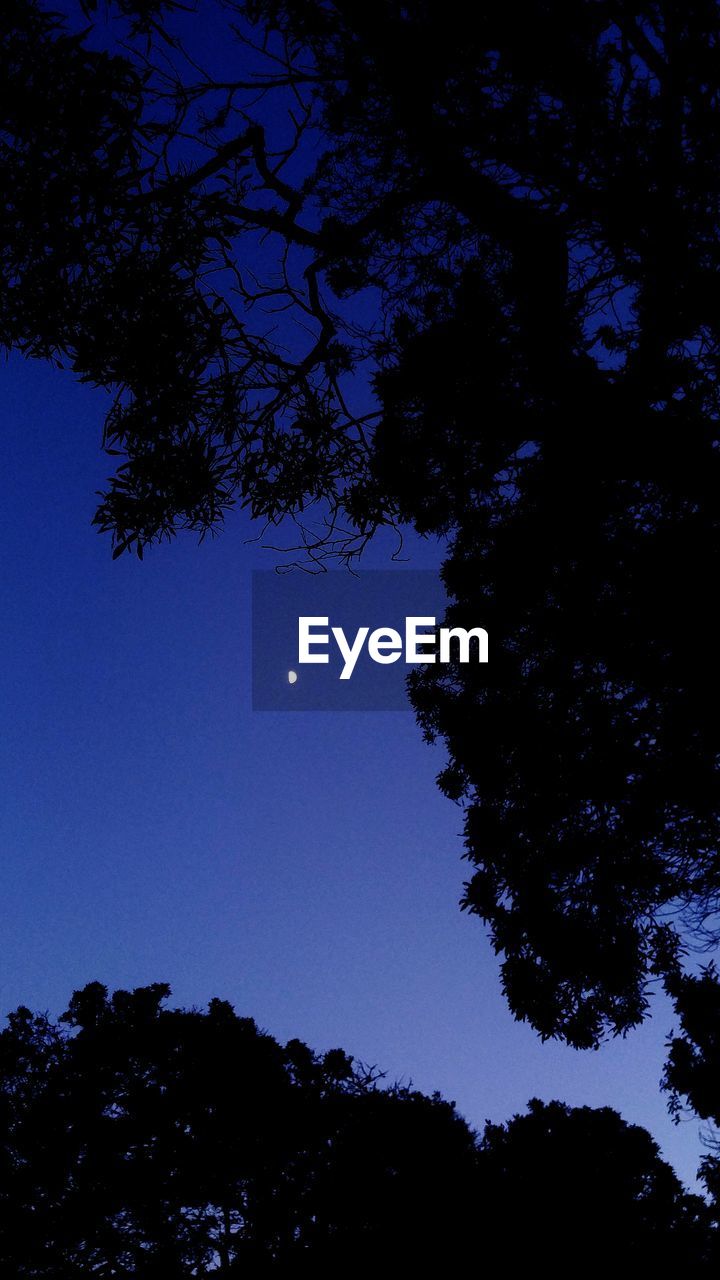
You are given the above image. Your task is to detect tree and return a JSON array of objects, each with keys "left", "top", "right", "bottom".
[
  {"left": 0, "top": 981, "right": 478, "bottom": 1271},
  {"left": 664, "top": 965, "right": 720, "bottom": 1131},
  {"left": 3, "top": 1, "right": 720, "bottom": 1048},
  {"left": 0, "top": 982, "right": 712, "bottom": 1272},
  {"left": 662, "top": 963, "right": 720, "bottom": 1213},
  {"left": 477, "top": 1098, "right": 712, "bottom": 1269}
]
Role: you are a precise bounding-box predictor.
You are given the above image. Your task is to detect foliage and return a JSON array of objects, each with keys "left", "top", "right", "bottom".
[
  {"left": 3, "top": 2, "right": 720, "bottom": 1048},
  {"left": 0, "top": 982, "right": 711, "bottom": 1271}
]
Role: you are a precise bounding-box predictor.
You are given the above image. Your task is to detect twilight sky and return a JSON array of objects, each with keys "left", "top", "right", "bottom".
[{"left": 0, "top": 349, "right": 706, "bottom": 1189}]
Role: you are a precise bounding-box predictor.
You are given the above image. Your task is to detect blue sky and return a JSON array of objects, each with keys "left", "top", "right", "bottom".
[{"left": 0, "top": 349, "right": 707, "bottom": 1189}]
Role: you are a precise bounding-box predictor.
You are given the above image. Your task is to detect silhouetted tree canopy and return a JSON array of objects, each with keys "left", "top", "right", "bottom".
[
  {"left": 0, "top": 981, "right": 478, "bottom": 1271},
  {"left": 478, "top": 1097, "right": 713, "bottom": 1268},
  {"left": 0, "top": 982, "right": 712, "bottom": 1272},
  {"left": 665, "top": 965, "right": 720, "bottom": 1129},
  {"left": 662, "top": 963, "right": 720, "bottom": 1201},
  {"left": 3, "top": 2, "right": 720, "bottom": 1047}
]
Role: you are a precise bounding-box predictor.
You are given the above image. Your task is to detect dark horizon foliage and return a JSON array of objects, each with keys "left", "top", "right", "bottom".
[{"left": 0, "top": 981, "right": 713, "bottom": 1272}]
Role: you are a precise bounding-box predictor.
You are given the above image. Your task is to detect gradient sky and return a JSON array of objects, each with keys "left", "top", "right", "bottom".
[{"left": 0, "top": 349, "right": 708, "bottom": 1190}]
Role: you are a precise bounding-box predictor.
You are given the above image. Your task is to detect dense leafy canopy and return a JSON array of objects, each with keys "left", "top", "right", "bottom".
[
  {"left": 477, "top": 1097, "right": 713, "bottom": 1268},
  {"left": 662, "top": 964, "right": 720, "bottom": 1192},
  {"left": 0, "top": 982, "right": 477, "bottom": 1271},
  {"left": 0, "top": 983, "right": 712, "bottom": 1272},
  {"left": 3, "top": 1, "right": 720, "bottom": 1050}
]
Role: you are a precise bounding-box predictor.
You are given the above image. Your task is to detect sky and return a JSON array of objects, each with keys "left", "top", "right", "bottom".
[{"left": 0, "top": 349, "right": 709, "bottom": 1190}]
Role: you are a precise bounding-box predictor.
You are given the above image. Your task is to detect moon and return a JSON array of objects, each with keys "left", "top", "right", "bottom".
[{"left": 288, "top": 670, "right": 298, "bottom": 684}]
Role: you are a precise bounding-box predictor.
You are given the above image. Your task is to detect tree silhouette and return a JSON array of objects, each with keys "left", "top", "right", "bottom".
[
  {"left": 3, "top": 2, "right": 720, "bottom": 1048},
  {"left": 662, "top": 963, "right": 720, "bottom": 1209},
  {"left": 477, "top": 1098, "right": 713, "bottom": 1268},
  {"left": 664, "top": 965, "right": 720, "bottom": 1130},
  {"left": 0, "top": 982, "right": 712, "bottom": 1271},
  {"left": 0, "top": 982, "right": 478, "bottom": 1271}
]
